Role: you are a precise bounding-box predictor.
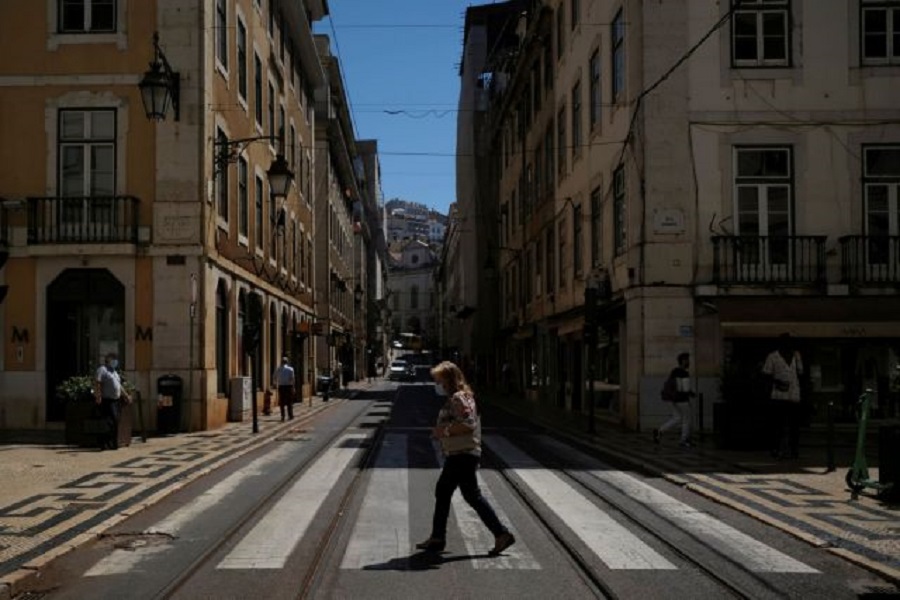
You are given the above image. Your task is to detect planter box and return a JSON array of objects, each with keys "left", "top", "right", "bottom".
[{"left": 65, "top": 401, "right": 133, "bottom": 448}]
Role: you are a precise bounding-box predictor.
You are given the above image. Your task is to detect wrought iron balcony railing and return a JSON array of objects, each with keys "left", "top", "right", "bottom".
[
  {"left": 712, "top": 235, "right": 826, "bottom": 286},
  {"left": 27, "top": 196, "right": 139, "bottom": 244},
  {"left": 839, "top": 235, "right": 900, "bottom": 284}
]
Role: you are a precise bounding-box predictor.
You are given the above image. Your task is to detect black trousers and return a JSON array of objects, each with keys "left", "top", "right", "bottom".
[
  {"left": 100, "top": 397, "right": 121, "bottom": 449},
  {"left": 772, "top": 399, "right": 800, "bottom": 456},
  {"left": 430, "top": 453, "right": 507, "bottom": 540},
  {"left": 278, "top": 385, "right": 294, "bottom": 419}
]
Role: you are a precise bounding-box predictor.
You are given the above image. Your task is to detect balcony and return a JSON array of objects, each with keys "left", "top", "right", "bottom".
[
  {"left": 840, "top": 235, "right": 900, "bottom": 285},
  {"left": 712, "top": 235, "right": 826, "bottom": 286},
  {"left": 28, "top": 196, "right": 139, "bottom": 245}
]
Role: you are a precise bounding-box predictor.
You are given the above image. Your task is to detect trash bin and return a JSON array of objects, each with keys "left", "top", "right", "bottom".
[
  {"left": 157, "top": 374, "right": 183, "bottom": 434},
  {"left": 317, "top": 375, "right": 333, "bottom": 394},
  {"left": 880, "top": 424, "right": 900, "bottom": 498}
]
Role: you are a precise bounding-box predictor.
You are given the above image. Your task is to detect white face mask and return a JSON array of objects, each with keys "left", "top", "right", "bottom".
[{"left": 109, "top": 359, "right": 119, "bottom": 370}]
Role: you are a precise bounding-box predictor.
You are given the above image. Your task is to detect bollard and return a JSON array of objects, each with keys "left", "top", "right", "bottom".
[{"left": 826, "top": 399, "right": 835, "bottom": 472}]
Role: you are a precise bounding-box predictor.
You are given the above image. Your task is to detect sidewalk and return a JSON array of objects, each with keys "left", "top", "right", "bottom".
[
  {"left": 0, "top": 385, "right": 366, "bottom": 600},
  {"left": 485, "top": 392, "right": 900, "bottom": 585}
]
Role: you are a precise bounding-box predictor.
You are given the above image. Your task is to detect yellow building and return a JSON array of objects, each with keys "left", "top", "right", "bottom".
[{"left": 0, "top": 0, "right": 330, "bottom": 434}]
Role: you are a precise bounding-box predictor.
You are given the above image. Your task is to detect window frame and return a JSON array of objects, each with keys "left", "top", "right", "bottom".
[
  {"left": 238, "top": 156, "right": 249, "bottom": 241},
  {"left": 215, "top": 0, "right": 228, "bottom": 72},
  {"left": 589, "top": 48, "right": 601, "bottom": 130},
  {"left": 611, "top": 9, "right": 625, "bottom": 102},
  {"left": 237, "top": 18, "right": 248, "bottom": 101},
  {"left": 590, "top": 186, "right": 602, "bottom": 267},
  {"left": 613, "top": 166, "right": 626, "bottom": 256},
  {"left": 216, "top": 127, "right": 229, "bottom": 222},
  {"left": 571, "top": 79, "right": 582, "bottom": 160},
  {"left": 860, "top": 1, "right": 900, "bottom": 65},
  {"left": 730, "top": 0, "right": 792, "bottom": 68},
  {"left": 58, "top": 0, "right": 117, "bottom": 34}
]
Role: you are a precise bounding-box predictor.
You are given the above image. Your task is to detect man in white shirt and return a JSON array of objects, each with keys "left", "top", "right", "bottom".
[{"left": 272, "top": 357, "right": 296, "bottom": 421}]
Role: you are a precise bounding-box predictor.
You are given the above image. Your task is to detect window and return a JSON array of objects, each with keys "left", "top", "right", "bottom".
[
  {"left": 544, "top": 37, "right": 554, "bottom": 94},
  {"left": 614, "top": 166, "right": 626, "bottom": 255},
  {"left": 574, "top": 204, "right": 583, "bottom": 276},
  {"left": 268, "top": 0, "right": 275, "bottom": 37},
  {"left": 544, "top": 123, "right": 555, "bottom": 193},
  {"left": 571, "top": 0, "right": 579, "bottom": 30},
  {"left": 255, "top": 175, "right": 264, "bottom": 249},
  {"left": 278, "top": 105, "right": 285, "bottom": 149},
  {"left": 589, "top": 49, "right": 601, "bottom": 128},
  {"left": 611, "top": 10, "right": 625, "bottom": 101},
  {"left": 731, "top": 0, "right": 790, "bottom": 67},
  {"left": 532, "top": 62, "right": 542, "bottom": 113},
  {"left": 254, "top": 54, "right": 263, "bottom": 126},
  {"left": 58, "top": 109, "right": 115, "bottom": 196},
  {"left": 59, "top": 0, "right": 115, "bottom": 33},
  {"left": 863, "top": 146, "right": 900, "bottom": 265},
  {"left": 546, "top": 227, "right": 555, "bottom": 295},
  {"left": 216, "top": 128, "right": 228, "bottom": 220},
  {"left": 237, "top": 20, "right": 248, "bottom": 100},
  {"left": 238, "top": 157, "right": 249, "bottom": 237},
  {"left": 557, "top": 105, "right": 566, "bottom": 178},
  {"left": 734, "top": 147, "right": 792, "bottom": 266},
  {"left": 215, "top": 0, "right": 227, "bottom": 69},
  {"left": 571, "top": 80, "right": 582, "bottom": 159},
  {"left": 411, "top": 286, "right": 419, "bottom": 309},
  {"left": 534, "top": 143, "right": 543, "bottom": 201},
  {"left": 862, "top": 2, "right": 900, "bottom": 64},
  {"left": 268, "top": 83, "right": 275, "bottom": 140},
  {"left": 278, "top": 11, "right": 285, "bottom": 62},
  {"left": 591, "top": 186, "right": 602, "bottom": 266},
  {"left": 558, "top": 219, "right": 567, "bottom": 289},
  {"left": 290, "top": 125, "right": 296, "bottom": 171},
  {"left": 557, "top": 6, "right": 565, "bottom": 60}
]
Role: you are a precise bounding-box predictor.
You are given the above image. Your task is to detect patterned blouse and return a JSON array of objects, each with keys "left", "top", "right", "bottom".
[{"left": 436, "top": 390, "right": 482, "bottom": 456}]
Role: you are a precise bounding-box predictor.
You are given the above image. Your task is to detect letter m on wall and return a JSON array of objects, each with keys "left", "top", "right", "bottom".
[
  {"left": 11, "top": 327, "right": 29, "bottom": 343},
  {"left": 136, "top": 326, "right": 153, "bottom": 341}
]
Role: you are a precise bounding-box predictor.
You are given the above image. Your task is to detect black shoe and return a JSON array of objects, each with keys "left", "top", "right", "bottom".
[
  {"left": 489, "top": 532, "right": 515, "bottom": 556},
  {"left": 415, "top": 538, "right": 445, "bottom": 552}
]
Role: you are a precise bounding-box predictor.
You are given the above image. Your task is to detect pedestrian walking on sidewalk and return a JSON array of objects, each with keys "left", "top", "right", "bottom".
[
  {"left": 653, "top": 352, "right": 695, "bottom": 448},
  {"left": 763, "top": 333, "right": 804, "bottom": 459},
  {"left": 272, "top": 357, "right": 295, "bottom": 421},
  {"left": 94, "top": 352, "right": 131, "bottom": 450},
  {"left": 416, "top": 361, "right": 516, "bottom": 556}
]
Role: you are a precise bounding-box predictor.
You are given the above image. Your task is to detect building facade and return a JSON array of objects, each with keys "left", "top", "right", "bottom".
[
  {"left": 462, "top": 0, "right": 900, "bottom": 432},
  {"left": 0, "top": 0, "right": 377, "bottom": 435}
]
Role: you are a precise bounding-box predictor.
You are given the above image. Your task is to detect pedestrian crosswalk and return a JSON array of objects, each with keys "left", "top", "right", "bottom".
[{"left": 81, "top": 431, "right": 818, "bottom": 578}]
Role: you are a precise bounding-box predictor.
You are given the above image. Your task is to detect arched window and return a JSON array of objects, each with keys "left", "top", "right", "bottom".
[
  {"left": 269, "top": 302, "right": 278, "bottom": 382},
  {"left": 215, "top": 280, "right": 229, "bottom": 394},
  {"left": 238, "top": 290, "right": 247, "bottom": 376}
]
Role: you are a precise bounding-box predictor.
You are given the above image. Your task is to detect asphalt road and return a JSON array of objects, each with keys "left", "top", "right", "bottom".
[{"left": 28, "top": 381, "right": 893, "bottom": 599}]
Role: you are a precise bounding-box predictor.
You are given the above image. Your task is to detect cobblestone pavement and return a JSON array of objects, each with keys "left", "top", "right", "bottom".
[
  {"left": 488, "top": 394, "right": 900, "bottom": 585},
  {"left": 0, "top": 389, "right": 361, "bottom": 600}
]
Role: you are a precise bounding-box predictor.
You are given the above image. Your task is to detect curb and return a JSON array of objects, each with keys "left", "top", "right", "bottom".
[{"left": 0, "top": 398, "right": 345, "bottom": 598}]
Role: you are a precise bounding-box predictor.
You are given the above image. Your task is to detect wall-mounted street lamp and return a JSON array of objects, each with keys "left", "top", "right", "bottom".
[{"left": 138, "top": 31, "right": 180, "bottom": 121}]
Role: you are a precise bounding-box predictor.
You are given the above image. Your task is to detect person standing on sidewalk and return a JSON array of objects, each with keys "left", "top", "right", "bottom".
[
  {"left": 272, "top": 357, "right": 295, "bottom": 421},
  {"left": 763, "top": 333, "right": 804, "bottom": 459},
  {"left": 653, "top": 352, "right": 695, "bottom": 448},
  {"left": 416, "top": 361, "right": 516, "bottom": 556},
  {"left": 94, "top": 352, "right": 130, "bottom": 450}
]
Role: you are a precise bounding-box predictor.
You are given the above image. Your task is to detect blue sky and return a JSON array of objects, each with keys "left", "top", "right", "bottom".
[{"left": 314, "top": 1, "right": 478, "bottom": 216}]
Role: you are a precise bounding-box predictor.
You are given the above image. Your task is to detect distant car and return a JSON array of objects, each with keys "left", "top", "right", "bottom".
[{"left": 388, "top": 360, "right": 410, "bottom": 381}]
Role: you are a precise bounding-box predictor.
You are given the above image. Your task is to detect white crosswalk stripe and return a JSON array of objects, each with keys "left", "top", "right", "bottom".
[
  {"left": 485, "top": 434, "right": 678, "bottom": 570},
  {"left": 535, "top": 435, "right": 819, "bottom": 574},
  {"left": 340, "top": 433, "right": 410, "bottom": 569},
  {"left": 217, "top": 432, "right": 367, "bottom": 570}
]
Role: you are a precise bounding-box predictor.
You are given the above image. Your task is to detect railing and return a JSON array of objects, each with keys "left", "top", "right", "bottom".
[
  {"left": 27, "top": 196, "right": 139, "bottom": 244},
  {"left": 712, "top": 235, "right": 826, "bottom": 285},
  {"left": 840, "top": 235, "right": 900, "bottom": 284}
]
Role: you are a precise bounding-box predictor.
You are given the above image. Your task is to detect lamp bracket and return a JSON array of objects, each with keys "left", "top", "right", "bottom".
[
  {"left": 151, "top": 31, "right": 180, "bottom": 121},
  {"left": 213, "top": 135, "right": 282, "bottom": 175}
]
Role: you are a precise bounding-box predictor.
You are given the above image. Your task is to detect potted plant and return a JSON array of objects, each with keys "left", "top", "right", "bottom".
[{"left": 57, "top": 374, "right": 136, "bottom": 447}]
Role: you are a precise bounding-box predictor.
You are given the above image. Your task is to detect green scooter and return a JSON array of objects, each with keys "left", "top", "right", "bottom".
[{"left": 845, "top": 389, "right": 894, "bottom": 498}]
